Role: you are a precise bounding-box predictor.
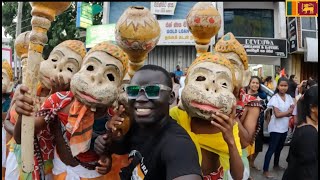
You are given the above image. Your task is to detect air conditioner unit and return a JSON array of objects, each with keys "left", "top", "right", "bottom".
[{"left": 304, "top": 37, "right": 318, "bottom": 63}]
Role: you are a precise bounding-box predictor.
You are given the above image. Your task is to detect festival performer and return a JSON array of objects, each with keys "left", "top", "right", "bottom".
[
  {"left": 2, "top": 60, "right": 14, "bottom": 179},
  {"left": 170, "top": 52, "right": 244, "bottom": 180},
  {"left": 5, "top": 39, "right": 86, "bottom": 180},
  {"left": 215, "top": 32, "right": 264, "bottom": 179},
  {"left": 14, "top": 41, "right": 128, "bottom": 179}
]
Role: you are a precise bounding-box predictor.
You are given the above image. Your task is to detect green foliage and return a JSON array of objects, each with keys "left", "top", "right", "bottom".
[{"left": 2, "top": 2, "right": 103, "bottom": 59}]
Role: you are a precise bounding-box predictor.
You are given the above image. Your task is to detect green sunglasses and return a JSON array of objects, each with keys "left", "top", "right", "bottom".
[{"left": 126, "top": 84, "right": 172, "bottom": 99}]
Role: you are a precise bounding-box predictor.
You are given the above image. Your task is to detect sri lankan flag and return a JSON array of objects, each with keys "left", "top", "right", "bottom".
[{"left": 286, "top": 0, "right": 318, "bottom": 17}]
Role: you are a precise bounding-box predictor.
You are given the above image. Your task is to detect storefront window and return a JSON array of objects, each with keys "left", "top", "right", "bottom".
[
  {"left": 249, "top": 64, "right": 275, "bottom": 81},
  {"left": 300, "top": 17, "right": 318, "bottom": 47},
  {"left": 224, "top": 9, "right": 274, "bottom": 38}
]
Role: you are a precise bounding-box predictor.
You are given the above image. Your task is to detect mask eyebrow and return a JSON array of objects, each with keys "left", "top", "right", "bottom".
[
  {"left": 106, "top": 64, "right": 120, "bottom": 74},
  {"left": 216, "top": 71, "right": 232, "bottom": 81},
  {"left": 87, "top": 57, "right": 103, "bottom": 64},
  {"left": 193, "top": 67, "right": 213, "bottom": 73},
  {"left": 56, "top": 50, "right": 65, "bottom": 56},
  {"left": 67, "top": 58, "right": 80, "bottom": 67}
]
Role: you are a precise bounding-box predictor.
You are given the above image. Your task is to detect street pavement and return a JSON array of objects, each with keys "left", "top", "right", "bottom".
[{"left": 250, "top": 144, "right": 289, "bottom": 180}]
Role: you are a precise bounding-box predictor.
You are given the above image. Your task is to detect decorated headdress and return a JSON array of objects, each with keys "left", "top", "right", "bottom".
[
  {"left": 188, "top": 52, "right": 236, "bottom": 85},
  {"left": 214, "top": 32, "right": 248, "bottom": 70},
  {"left": 14, "top": 31, "right": 31, "bottom": 59},
  {"left": 58, "top": 40, "right": 87, "bottom": 58},
  {"left": 87, "top": 41, "right": 129, "bottom": 79},
  {"left": 2, "top": 61, "right": 13, "bottom": 81}
]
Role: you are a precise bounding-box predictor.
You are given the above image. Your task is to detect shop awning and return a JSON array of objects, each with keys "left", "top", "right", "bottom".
[{"left": 304, "top": 37, "right": 318, "bottom": 63}]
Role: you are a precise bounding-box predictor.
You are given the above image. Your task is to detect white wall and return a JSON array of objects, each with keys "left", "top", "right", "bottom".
[{"left": 248, "top": 56, "right": 281, "bottom": 66}]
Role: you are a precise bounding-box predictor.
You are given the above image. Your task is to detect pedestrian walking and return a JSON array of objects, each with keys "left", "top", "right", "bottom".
[
  {"left": 263, "top": 77, "right": 295, "bottom": 178},
  {"left": 282, "top": 85, "right": 318, "bottom": 180}
]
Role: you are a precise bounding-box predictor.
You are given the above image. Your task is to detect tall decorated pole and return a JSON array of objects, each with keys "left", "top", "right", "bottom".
[
  {"left": 115, "top": 6, "right": 160, "bottom": 78},
  {"left": 21, "top": 2, "right": 71, "bottom": 172},
  {"left": 14, "top": 31, "right": 31, "bottom": 84},
  {"left": 186, "top": 2, "right": 221, "bottom": 56}
]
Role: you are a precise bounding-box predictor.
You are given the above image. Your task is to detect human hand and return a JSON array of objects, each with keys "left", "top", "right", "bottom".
[
  {"left": 211, "top": 105, "right": 236, "bottom": 145},
  {"left": 15, "top": 85, "right": 40, "bottom": 116},
  {"left": 94, "top": 134, "right": 112, "bottom": 156},
  {"left": 107, "top": 105, "right": 125, "bottom": 133},
  {"left": 50, "top": 75, "right": 70, "bottom": 94},
  {"left": 95, "top": 155, "right": 112, "bottom": 175}
]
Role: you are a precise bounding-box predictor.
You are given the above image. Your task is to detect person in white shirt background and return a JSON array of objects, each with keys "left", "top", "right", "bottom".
[{"left": 262, "top": 77, "right": 295, "bottom": 178}]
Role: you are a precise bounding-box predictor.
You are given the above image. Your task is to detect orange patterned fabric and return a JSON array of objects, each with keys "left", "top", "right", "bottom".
[
  {"left": 66, "top": 99, "right": 95, "bottom": 157},
  {"left": 104, "top": 154, "right": 130, "bottom": 180}
]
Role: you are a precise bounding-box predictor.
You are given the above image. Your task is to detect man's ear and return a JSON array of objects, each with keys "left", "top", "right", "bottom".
[
  {"left": 169, "top": 91, "right": 175, "bottom": 105},
  {"left": 242, "top": 70, "right": 251, "bottom": 87}
]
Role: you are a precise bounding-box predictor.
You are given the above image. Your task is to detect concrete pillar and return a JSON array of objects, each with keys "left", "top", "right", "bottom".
[{"left": 102, "top": 2, "right": 110, "bottom": 24}]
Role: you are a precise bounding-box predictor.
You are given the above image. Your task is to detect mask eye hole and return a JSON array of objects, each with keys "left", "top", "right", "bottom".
[
  {"left": 222, "top": 82, "right": 228, "bottom": 88},
  {"left": 67, "top": 67, "right": 73, "bottom": 73},
  {"left": 107, "top": 73, "right": 114, "bottom": 81},
  {"left": 87, "top": 65, "right": 94, "bottom": 71},
  {"left": 196, "top": 76, "right": 206, "bottom": 81},
  {"left": 52, "top": 59, "right": 58, "bottom": 62}
]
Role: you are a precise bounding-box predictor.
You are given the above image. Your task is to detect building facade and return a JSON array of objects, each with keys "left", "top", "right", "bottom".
[
  {"left": 283, "top": 17, "right": 318, "bottom": 82},
  {"left": 104, "top": 2, "right": 288, "bottom": 76}
]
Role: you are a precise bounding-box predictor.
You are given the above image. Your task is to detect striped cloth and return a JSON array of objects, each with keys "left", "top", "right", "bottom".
[{"left": 39, "top": 91, "right": 95, "bottom": 157}]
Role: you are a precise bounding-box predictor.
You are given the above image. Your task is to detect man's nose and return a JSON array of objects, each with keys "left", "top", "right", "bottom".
[{"left": 136, "top": 90, "right": 149, "bottom": 102}]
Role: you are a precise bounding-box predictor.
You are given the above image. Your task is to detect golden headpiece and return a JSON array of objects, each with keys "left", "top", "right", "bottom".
[
  {"left": 2, "top": 61, "right": 13, "bottom": 81},
  {"left": 87, "top": 41, "right": 129, "bottom": 79},
  {"left": 189, "top": 52, "right": 236, "bottom": 84},
  {"left": 14, "top": 31, "right": 30, "bottom": 59},
  {"left": 59, "top": 40, "right": 87, "bottom": 58},
  {"left": 214, "top": 32, "right": 248, "bottom": 70}
]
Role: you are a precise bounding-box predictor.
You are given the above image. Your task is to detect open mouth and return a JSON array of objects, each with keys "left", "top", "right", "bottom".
[
  {"left": 135, "top": 108, "right": 152, "bottom": 117},
  {"left": 77, "top": 91, "right": 99, "bottom": 103},
  {"left": 190, "top": 101, "right": 221, "bottom": 113}
]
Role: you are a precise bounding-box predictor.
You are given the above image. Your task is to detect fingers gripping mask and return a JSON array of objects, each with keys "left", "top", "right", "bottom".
[
  {"left": 39, "top": 40, "right": 86, "bottom": 89},
  {"left": 181, "top": 52, "right": 237, "bottom": 120},
  {"left": 70, "top": 41, "right": 129, "bottom": 108},
  {"left": 215, "top": 32, "right": 251, "bottom": 88},
  {"left": 2, "top": 61, "right": 14, "bottom": 93}
]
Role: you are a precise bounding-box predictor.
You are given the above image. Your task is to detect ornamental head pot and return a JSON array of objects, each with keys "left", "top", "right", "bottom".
[
  {"left": 115, "top": 6, "right": 161, "bottom": 77},
  {"left": 186, "top": 2, "right": 221, "bottom": 55}
]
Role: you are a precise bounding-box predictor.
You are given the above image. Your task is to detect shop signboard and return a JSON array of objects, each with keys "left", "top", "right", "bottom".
[
  {"left": 76, "top": 2, "right": 93, "bottom": 29},
  {"left": 235, "top": 37, "right": 287, "bottom": 58},
  {"left": 150, "top": 2, "right": 177, "bottom": 15},
  {"left": 85, "top": 24, "right": 116, "bottom": 48},
  {"left": 157, "top": 19, "right": 215, "bottom": 46},
  {"left": 287, "top": 17, "right": 298, "bottom": 53}
]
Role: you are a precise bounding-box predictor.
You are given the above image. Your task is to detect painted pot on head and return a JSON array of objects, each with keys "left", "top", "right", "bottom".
[
  {"left": 186, "top": 2, "right": 221, "bottom": 55},
  {"left": 115, "top": 6, "right": 160, "bottom": 77}
]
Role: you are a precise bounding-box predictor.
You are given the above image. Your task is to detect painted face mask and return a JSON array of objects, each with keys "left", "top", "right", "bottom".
[
  {"left": 70, "top": 41, "right": 129, "bottom": 108},
  {"left": 215, "top": 32, "right": 250, "bottom": 88},
  {"left": 2, "top": 61, "right": 14, "bottom": 93},
  {"left": 39, "top": 40, "right": 86, "bottom": 89},
  {"left": 181, "top": 52, "right": 237, "bottom": 120}
]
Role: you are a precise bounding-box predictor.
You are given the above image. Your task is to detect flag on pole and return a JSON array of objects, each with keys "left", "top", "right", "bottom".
[{"left": 280, "top": 68, "right": 286, "bottom": 77}]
